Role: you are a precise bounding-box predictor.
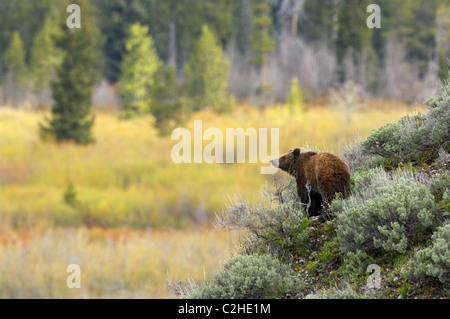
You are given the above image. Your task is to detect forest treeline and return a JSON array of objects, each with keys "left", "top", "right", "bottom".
[{"left": 0, "top": 0, "right": 449, "bottom": 109}]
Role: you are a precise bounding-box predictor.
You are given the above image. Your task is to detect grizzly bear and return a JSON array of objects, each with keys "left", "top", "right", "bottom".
[{"left": 271, "top": 148, "right": 351, "bottom": 218}]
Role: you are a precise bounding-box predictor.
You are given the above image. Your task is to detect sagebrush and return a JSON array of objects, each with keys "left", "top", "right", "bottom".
[
  {"left": 404, "top": 222, "right": 450, "bottom": 285},
  {"left": 332, "top": 168, "right": 439, "bottom": 254},
  {"left": 214, "top": 177, "right": 311, "bottom": 260},
  {"left": 362, "top": 82, "right": 450, "bottom": 167},
  {"left": 186, "top": 254, "right": 291, "bottom": 299}
]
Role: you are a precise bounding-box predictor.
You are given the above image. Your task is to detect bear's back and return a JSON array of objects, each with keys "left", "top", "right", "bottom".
[
  {"left": 315, "top": 153, "right": 350, "bottom": 174},
  {"left": 300, "top": 152, "right": 351, "bottom": 196}
]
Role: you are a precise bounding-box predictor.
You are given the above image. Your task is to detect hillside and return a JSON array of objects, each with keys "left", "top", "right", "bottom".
[{"left": 171, "top": 84, "right": 450, "bottom": 299}]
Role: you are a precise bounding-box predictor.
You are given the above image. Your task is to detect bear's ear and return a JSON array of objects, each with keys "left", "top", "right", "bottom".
[{"left": 293, "top": 148, "right": 300, "bottom": 157}]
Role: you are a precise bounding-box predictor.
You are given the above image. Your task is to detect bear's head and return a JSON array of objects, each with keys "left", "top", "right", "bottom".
[{"left": 271, "top": 148, "right": 300, "bottom": 175}]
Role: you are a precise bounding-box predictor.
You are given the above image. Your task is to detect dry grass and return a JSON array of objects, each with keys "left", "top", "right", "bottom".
[
  {"left": 0, "top": 102, "right": 423, "bottom": 228},
  {"left": 0, "top": 227, "right": 238, "bottom": 298}
]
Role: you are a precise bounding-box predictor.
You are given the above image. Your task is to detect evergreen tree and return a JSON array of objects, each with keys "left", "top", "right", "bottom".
[
  {"left": 335, "top": 0, "right": 375, "bottom": 83},
  {"left": 3, "top": 31, "right": 28, "bottom": 89},
  {"left": 202, "top": 0, "right": 235, "bottom": 47},
  {"left": 0, "top": 0, "right": 51, "bottom": 58},
  {"left": 248, "top": 0, "right": 275, "bottom": 100},
  {"left": 173, "top": 0, "right": 235, "bottom": 66},
  {"left": 335, "top": 0, "right": 373, "bottom": 64},
  {"left": 370, "top": 0, "right": 398, "bottom": 59},
  {"left": 118, "top": 22, "right": 162, "bottom": 119},
  {"left": 30, "top": 6, "right": 63, "bottom": 93},
  {"left": 93, "top": 0, "right": 236, "bottom": 82},
  {"left": 286, "top": 77, "right": 304, "bottom": 114},
  {"left": 436, "top": 2, "right": 450, "bottom": 82},
  {"left": 40, "top": 0, "right": 101, "bottom": 145},
  {"left": 300, "top": 0, "right": 339, "bottom": 45},
  {"left": 184, "top": 25, "right": 233, "bottom": 113},
  {"left": 231, "top": 0, "right": 253, "bottom": 53},
  {"left": 150, "top": 65, "right": 184, "bottom": 135},
  {"left": 249, "top": 0, "right": 275, "bottom": 71},
  {"left": 392, "top": 0, "right": 439, "bottom": 77},
  {"left": 438, "top": 53, "right": 449, "bottom": 82},
  {"left": 94, "top": 0, "right": 166, "bottom": 82}
]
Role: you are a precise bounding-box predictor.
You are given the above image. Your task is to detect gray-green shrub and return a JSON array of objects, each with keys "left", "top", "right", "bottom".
[
  {"left": 214, "top": 178, "right": 310, "bottom": 260},
  {"left": 362, "top": 113, "right": 427, "bottom": 164},
  {"left": 404, "top": 223, "right": 450, "bottom": 285},
  {"left": 340, "top": 135, "right": 379, "bottom": 174},
  {"left": 427, "top": 173, "right": 450, "bottom": 203},
  {"left": 187, "top": 254, "right": 290, "bottom": 299},
  {"left": 332, "top": 169, "right": 439, "bottom": 254},
  {"left": 443, "top": 189, "right": 450, "bottom": 207},
  {"left": 305, "top": 285, "right": 360, "bottom": 299},
  {"left": 362, "top": 82, "right": 450, "bottom": 165},
  {"left": 342, "top": 250, "right": 376, "bottom": 277},
  {"left": 423, "top": 82, "right": 450, "bottom": 151}
]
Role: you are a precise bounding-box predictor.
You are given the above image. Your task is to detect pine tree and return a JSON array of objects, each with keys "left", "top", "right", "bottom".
[
  {"left": 335, "top": 0, "right": 373, "bottom": 64},
  {"left": 118, "top": 22, "right": 162, "bottom": 119},
  {"left": 3, "top": 31, "right": 28, "bottom": 89},
  {"left": 286, "top": 77, "right": 304, "bottom": 114},
  {"left": 173, "top": 0, "right": 235, "bottom": 66},
  {"left": 94, "top": 0, "right": 236, "bottom": 82},
  {"left": 231, "top": 0, "right": 253, "bottom": 53},
  {"left": 30, "top": 6, "right": 63, "bottom": 93},
  {"left": 335, "top": 0, "right": 375, "bottom": 83},
  {"left": 150, "top": 65, "right": 184, "bottom": 135},
  {"left": 184, "top": 25, "right": 233, "bottom": 113},
  {"left": 300, "top": 0, "right": 339, "bottom": 45},
  {"left": 436, "top": 2, "right": 450, "bottom": 82},
  {"left": 438, "top": 53, "right": 449, "bottom": 82},
  {"left": 249, "top": 0, "right": 275, "bottom": 82},
  {"left": 40, "top": 0, "right": 100, "bottom": 145},
  {"left": 248, "top": 0, "right": 275, "bottom": 102},
  {"left": 393, "top": 0, "right": 439, "bottom": 77},
  {"left": 0, "top": 1, "right": 51, "bottom": 59},
  {"left": 94, "top": 0, "right": 168, "bottom": 82}
]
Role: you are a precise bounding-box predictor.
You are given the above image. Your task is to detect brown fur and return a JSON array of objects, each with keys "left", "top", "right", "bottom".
[{"left": 271, "top": 148, "right": 351, "bottom": 218}]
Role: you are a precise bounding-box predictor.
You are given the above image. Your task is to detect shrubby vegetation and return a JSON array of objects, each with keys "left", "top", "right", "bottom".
[
  {"left": 443, "top": 189, "right": 450, "bottom": 210},
  {"left": 362, "top": 84, "right": 450, "bottom": 168},
  {"left": 305, "top": 285, "right": 360, "bottom": 299},
  {"left": 186, "top": 254, "right": 290, "bottom": 299},
  {"left": 404, "top": 222, "right": 450, "bottom": 285},
  {"left": 172, "top": 82, "right": 450, "bottom": 299},
  {"left": 427, "top": 172, "right": 450, "bottom": 203},
  {"left": 332, "top": 169, "right": 439, "bottom": 254},
  {"left": 213, "top": 179, "right": 310, "bottom": 261},
  {"left": 340, "top": 135, "right": 379, "bottom": 174}
]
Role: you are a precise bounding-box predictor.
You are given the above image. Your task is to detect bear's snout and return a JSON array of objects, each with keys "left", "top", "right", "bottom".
[{"left": 271, "top": 159, "right": 279, "bottom": 168}]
